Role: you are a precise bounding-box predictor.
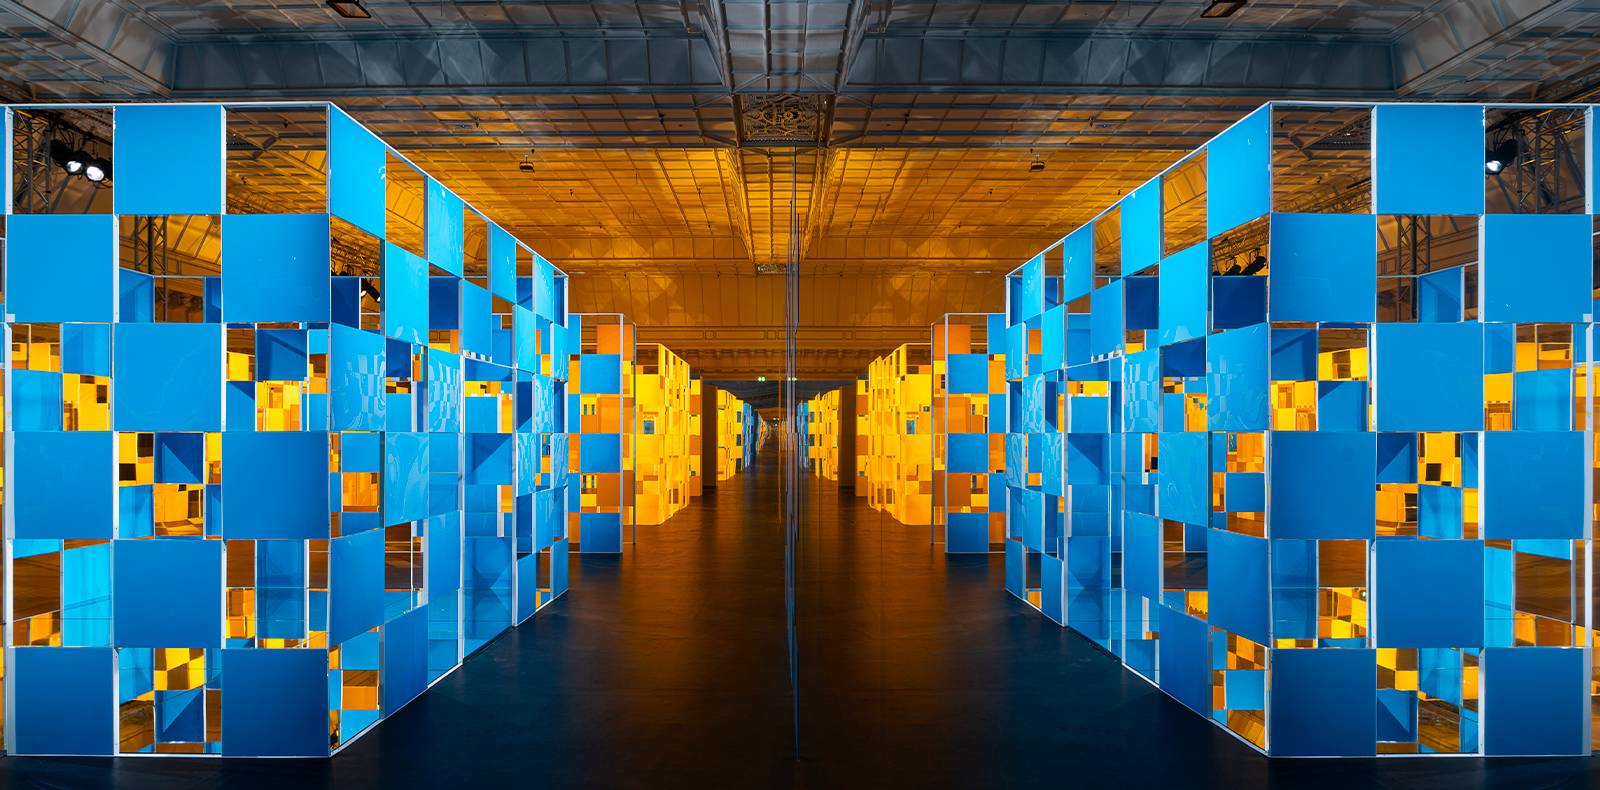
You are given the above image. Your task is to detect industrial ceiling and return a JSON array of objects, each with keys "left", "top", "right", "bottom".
[{"left": 3, "top": 0, "right": 1599, "bottom": 377}]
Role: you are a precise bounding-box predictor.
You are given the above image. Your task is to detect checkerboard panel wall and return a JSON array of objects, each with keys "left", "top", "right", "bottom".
[
  {"left": 1001, "top": 102, "right": 1599, "bottom": 756},
  {"left": 933, "top": 314, "right": 1008, "bottom": 554},
  {"left": 2, "top": 102, "right": 573, "bottom": 756}
]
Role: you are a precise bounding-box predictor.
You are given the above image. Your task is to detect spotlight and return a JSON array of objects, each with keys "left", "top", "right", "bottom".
[
  {"left": 1200, "top": 1, "right": 1247, "bottom": 18},
  {"left": 360, "top": 279, "right": 381, "bottom": 303},
  {"left": 1241, "top": 254, "right": 1268, "bottom": 276},
  {"left": 1029, "top": 159, "right": 1045, "bottom": 173},
  {"left": 83, "top": 157, "right": 111, "bottom": 183},
  {"left": 1485, "top": 138, "right": 1518, "bottom": 175},
  {"left": 49, "top": 139, "right": 85, "bottom": 174},
  {"left": 327, "top": 0, "right": 371, "bottom": 18}
]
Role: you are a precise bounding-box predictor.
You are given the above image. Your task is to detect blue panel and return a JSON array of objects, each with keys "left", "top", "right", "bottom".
[
  {"left": 488, "top": 224, "right": 518, "bottom": 302},
  {"left": 1513, "top": 369, "right": 1572, "bottom": 432},
  {"left": 580, "top": 354, "right": 622, "bottom": 393},
  {"left": 1374, "top": 538, "right": 1483, "bottom": 648},
  {"left": 1125, "top": 275, "right": 1158, "bottom": 330},
  {"left": 222, "top": 431, "right": 330, "bottom": 539},
  {"left": 1207, "top": 530, "right": 1269, "bottom": 644},
  {"left": 1122, "top": 348, "right": 1160, "bottom": 432},
  {"left": 427, "top": 349, "right": 463, "bottom": 433},
  {"left": 257, "top": 328, "right": 308, "bottom": 381},
  {"left": 426, "top": 179, "right": 465, "bottom": 276},
  {"left": 1482, "top": 431, "right": 1583, "bottom": 539},
  {"left": 14, "top": 647, "right": 116, "bottom": 755},
  {"left": 221, "top": 214, "right": 332, "bottom": 324},
  {"left": 549, "top": 539, "right": 570, "bottom": 597},
  {"left": 1206, "top": 107, "right": 1270, "bottom": 236},
  {"left": 1040, "top": 553, "right": 1064, "bottom": 624},
  {"left": 62, "top": 323, "right": 112, "bottom": 375},
  {"left": 1206, "top": 323, "right": 1269, "bottom": 432},
  {"left": 1419, "top": 484, "right": 1463, "bottom": 539},
  {"left": 1481, "top": 214, "right": 1592, "bottom": 323},
  {"left": 579, "top": 433, "right": 622, "bottom": 474},
  {"left": 113, "top": 104, "right": 224, "bottom": 215},
  {"left": 1268, "top": 213, "right": 1377, "bottom": 322},
  {"left": 155, "top": 433, "right": 205, "bottom": 484},
  {"left": 533, "top": 255, "right": 556, "bottom": 320},
  {"left": 581, "top": 513, "right": 622, "bottom": 553},
  {"left": 461, "top": 281, "right": 493, "bottom": 359},
  {"left": 329, "top": 108, "right": 386, "bottom": 238},
  {"left": 1062, "top": 226, "right": 1094, "bottom": 303},
  {"left": 1004, "top": 539, "right": 1025, "bottom": 598},
  {"left": 6, "top": 214, "right": 117, "bottom": 322},
  {"left": 468, "top": 433, "right": 514, "bottom": 485},
  {"left": 1016, "top": 255, "right": 1044, "bottom": 321},
  {"left": 343, "top": 432, "right": 381, "bottom": 473},
  {"left": 515, "top": 307, "right": 539, "bottom": 373},
  {"left": 330, "top": 529, "right": 386, "bottom": 645},
  {"left": 1124, "top": 511, "right": 1160, "bottom": 602},
  {"left": 1482, "top": 647, "right": 1587, "bottom": 756},
  {"left": 120, "top": 269, "right": 155, "bottom": 322},
  {"left": 1089, "top": 281, "right": 1123, "bottom": 359},
  {"left": 1270, "top": 649, "right": 1375, "bottom": 756},
  {"left": 427, "top": 512, "right": 462, "bottom": 596},
  {"left": 947, "top": 353, "right": 989, "bottom": 395},
  {"left": 946, "top": 512, "right": 989, "bottom": 553},
  {"left": 156, "top": 689, "right": 205, "bottom": 743},
  {"left": 221, "top": 648, "right": 329, "bottom": 756},
  {"left": 1270, "top": 431, "right": 1376, "bottom": 539},
  {"left": 383, "top": 243, "right": 428, "bottom": 344},
  {"left": 947, "top": 432, "right": 989, "bottom": 474},
  {"left": 15, "top": 431, "right": 114, "bottom": 540},
  {"left": 1224, "top": 472, "right": 1264, "bottom": 513},
  {"left": 113, "top": 323, "right": 222, "bottom": 431},
  {"left": 331, "top": 323, "right": 387, "bottom": 431},
  {"left": 1374, "top": 104, "right": 1484, "bottom": 215},
  {"left": 1158, "top": 242, "right": 1208, "bottom": 346},
  {"left": 384, "top": 432, "right": 430, "bottom": 526},
  {"left": 1317, "top": 380, "right": 1367, "bottom": 432},
  {"left": 1120, "top": 181, "right": 1162, "bottom": 274},
  {"left": 1030, "top": 310, "right": 1061, "bottom": 380},
  {"left": 1374, "top": 322, "right": 1482, "bottom": 432},
  {"left": 113, "top": 538, "right": 222, "bottom": 648},
  {"left": 1158, "top": 432, "right": 1208, "bottom": 526},
  {"left": 13, "top": 370, "right": 61, "bottom": 431},
  {"left": 1158, "top": 607, "right": 1211, "bottom": 715},
  {"left": 1418, "top": 268, "right": 1464, "bottom": 323},
  {"left": 381, "top": 606, "right": 429, "bottom": 716}
]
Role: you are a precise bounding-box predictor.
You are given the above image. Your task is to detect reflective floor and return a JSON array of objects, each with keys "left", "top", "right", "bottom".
[{"left": 3, "top": 452, "right": 1597, "bottom": 788}]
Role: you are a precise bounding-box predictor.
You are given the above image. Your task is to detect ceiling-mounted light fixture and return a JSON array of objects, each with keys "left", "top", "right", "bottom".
[
  {"left": 1200, "top": 1, "right": 1247, "bottom": 18},
  {"left": 49, "top": 139, "right": 85, "bottom": 174},
  {"left": 327, "top": 0, "right": 372, "bottom": 19},
  {"left": 1029, "top": 159, "right": 1046, "bottom": 173},
  {"left": 83, "top": 156, "right": 111, "bottom": 184},
  {"left": 1485, "top": 138, "right": 1519, "bottom": 175},
  {"left": 519, "top": 149, "right": 536, "bottom": 173}
]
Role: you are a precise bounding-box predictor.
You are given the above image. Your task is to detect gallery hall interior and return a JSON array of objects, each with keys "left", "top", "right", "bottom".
[{"left": 3, "top": 0, "right": 1600, "bottom": 787}]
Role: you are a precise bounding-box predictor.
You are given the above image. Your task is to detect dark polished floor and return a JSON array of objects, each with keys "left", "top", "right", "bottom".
[{"left": 4, "top": 451, "right": 1599, "bottom": 788}]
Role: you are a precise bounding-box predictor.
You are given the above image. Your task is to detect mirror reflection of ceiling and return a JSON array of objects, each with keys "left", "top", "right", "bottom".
[{"left": 4, "top": 0, "right": 1598, "bottom": 377}]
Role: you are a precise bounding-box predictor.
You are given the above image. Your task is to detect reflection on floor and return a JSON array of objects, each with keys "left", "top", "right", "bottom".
[{"left": 3, "top": 451, "right": 1596, "bottom": 787}]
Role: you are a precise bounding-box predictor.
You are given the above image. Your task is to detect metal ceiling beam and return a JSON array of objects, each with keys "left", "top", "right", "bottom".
[
  {"left": 0, "top": 0, "right": 174, "bottom": 96},
  {"left": 682, "top": 0, "right": 734, "bottom": 89},
  {"left": 1392, "top": 0, "right": 1587, "bottom": 96},
  {"left": 843, "top": 31, "right": 1396, "bottom": 96},
  {"left": 168, "top": 32, "right": 725, "bottom": 96}
]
